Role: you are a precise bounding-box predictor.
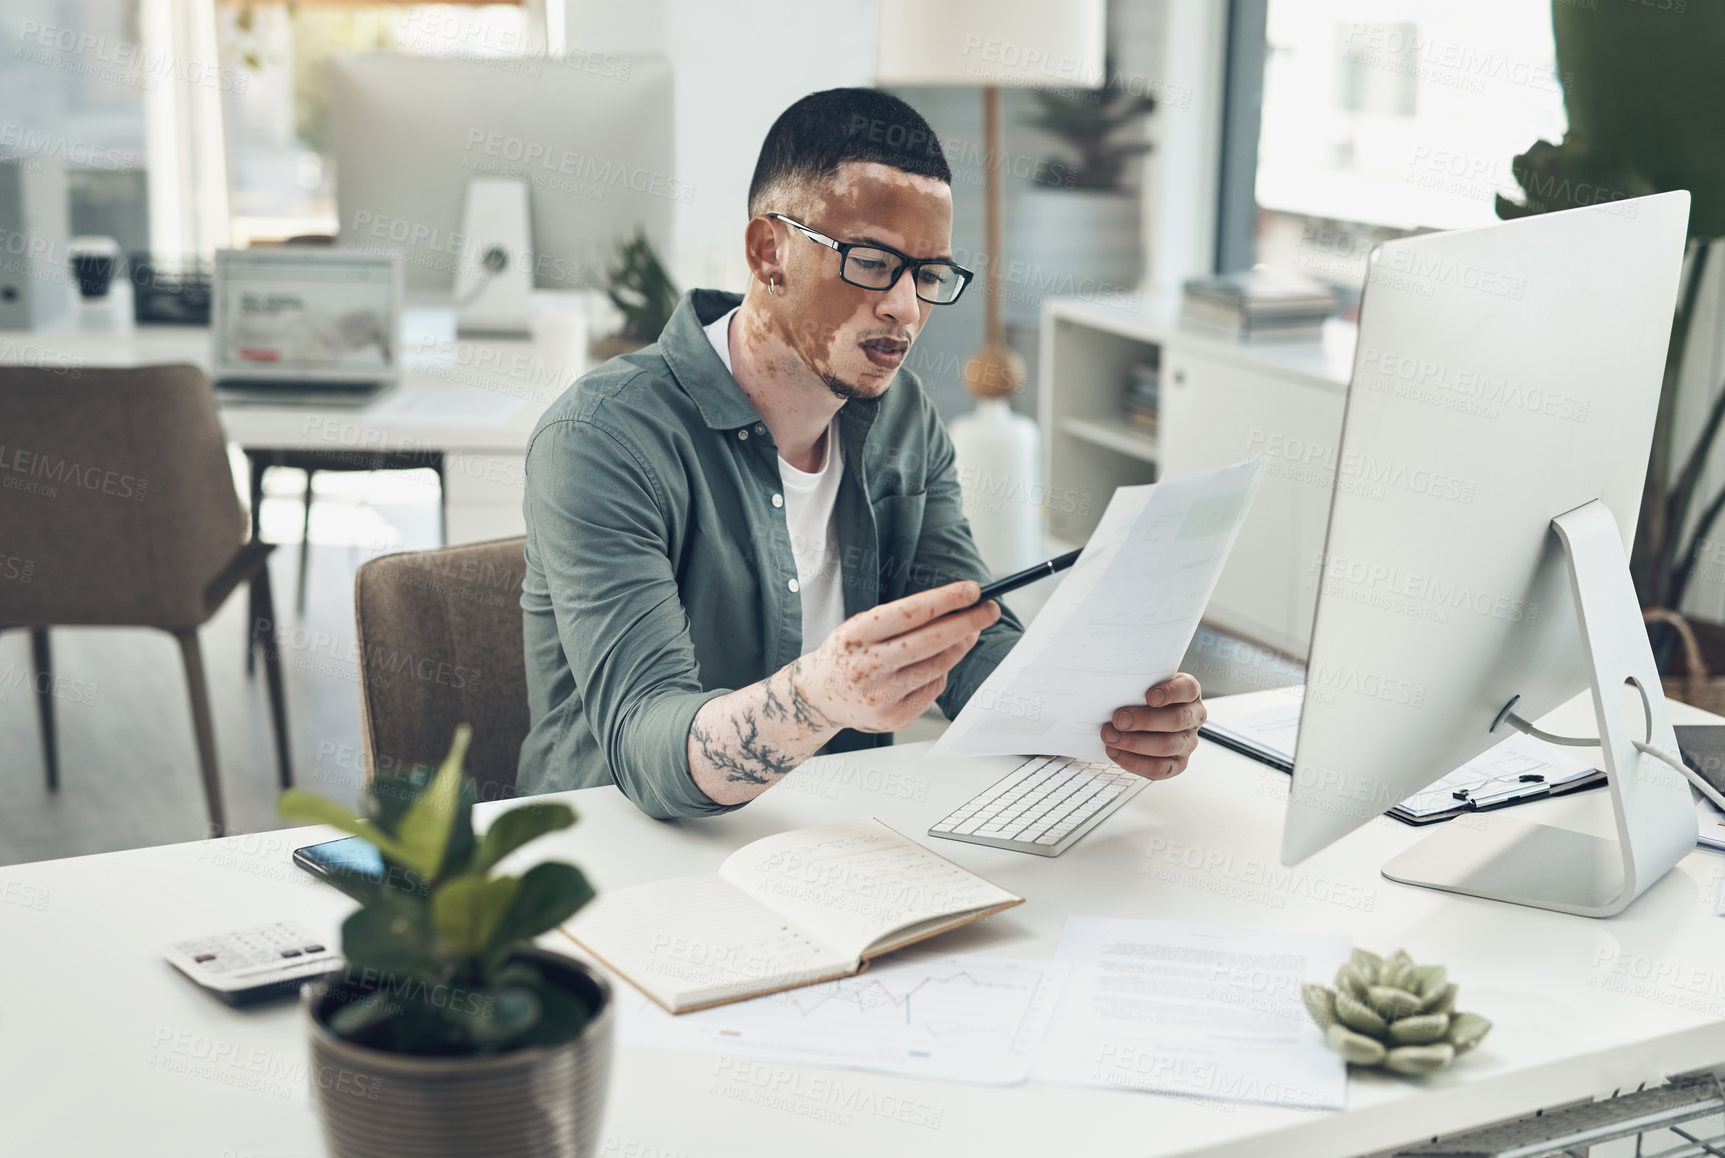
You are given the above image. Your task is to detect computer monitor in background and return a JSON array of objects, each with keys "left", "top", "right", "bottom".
[
  {"left": 328, "top": 52, "right": 676, "bottom": 297},
  {"left": 1284, "top": 191, "right": 1695, "bottom": 917}
]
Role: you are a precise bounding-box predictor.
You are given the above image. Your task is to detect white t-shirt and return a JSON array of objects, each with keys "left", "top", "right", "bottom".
[{"left": 704, "top": 307, "right": 848, "bottom": 655}]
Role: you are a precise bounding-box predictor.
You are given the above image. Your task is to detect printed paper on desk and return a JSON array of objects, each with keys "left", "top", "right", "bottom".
[
  {"left": 1031, "top": 916, "right": 1348, "bottom": 1110},
  {"left": 934, "top": 459, "right": 1262, "bottom": 763}
]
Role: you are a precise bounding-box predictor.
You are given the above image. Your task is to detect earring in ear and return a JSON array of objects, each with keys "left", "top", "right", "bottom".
[{"left": 767, "top": 277, "right": 777, "bottom": 296}]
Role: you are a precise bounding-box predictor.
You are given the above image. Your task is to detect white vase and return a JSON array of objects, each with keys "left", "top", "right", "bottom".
[{"left": 950, "top": 398, "right": 1043, "bottom": 577}]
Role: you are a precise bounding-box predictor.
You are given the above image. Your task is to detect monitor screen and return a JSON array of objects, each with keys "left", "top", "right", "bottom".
[{"left": 217, "top": 253, "right": 396, "bottom": 375}]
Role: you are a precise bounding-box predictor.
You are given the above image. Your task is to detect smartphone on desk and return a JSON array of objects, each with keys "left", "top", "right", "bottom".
[
  {"left": 294, "top": 835, "right": 436, "bottom": 900},
  {"left": 293, "top": 835, "right": 385, "bottom": 894}
]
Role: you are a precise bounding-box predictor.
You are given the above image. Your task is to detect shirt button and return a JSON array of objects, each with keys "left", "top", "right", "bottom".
[
  {"left": 737, "top": 429, "right": 749, "bottom": 440},
  {"left": 772, "top": 493, "right": 784, "bottom": 508},
  {"left": 788, "top": 578, "right": 800, "bottom": 593},
  {"left": 754, "top": 424, "right": 766, "bottom": 436}
]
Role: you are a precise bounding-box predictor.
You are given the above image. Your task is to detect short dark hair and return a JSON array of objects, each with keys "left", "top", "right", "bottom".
[{"left": 747, "top": 88, "right": 950, "bottom": 218}]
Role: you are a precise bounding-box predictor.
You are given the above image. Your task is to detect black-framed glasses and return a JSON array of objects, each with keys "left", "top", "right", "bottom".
[{"left": 765, "top": 213, "right": 973, "bottom": 305}]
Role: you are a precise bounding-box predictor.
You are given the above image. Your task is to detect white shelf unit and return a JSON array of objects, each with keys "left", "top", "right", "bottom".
[{"left": 1039, "top": 296, "right": 1356, "bottom": 660}]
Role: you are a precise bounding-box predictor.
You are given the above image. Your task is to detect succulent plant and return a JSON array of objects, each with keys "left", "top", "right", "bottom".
[{"left": 1302, "top": 948, "right": 1491, "bottom": 1074}]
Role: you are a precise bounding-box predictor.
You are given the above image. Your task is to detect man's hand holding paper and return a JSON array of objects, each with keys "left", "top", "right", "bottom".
[{"left": 932, "top": 459, "right": 1260, "bottom": 774}]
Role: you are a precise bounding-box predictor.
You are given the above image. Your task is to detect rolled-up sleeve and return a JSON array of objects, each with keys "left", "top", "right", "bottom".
[
  {"left": 895, "top": 412, "right": 1025, "bottom": 721},
  {"left": 524, "top": 416, "right": 738, "bottom": 818}
]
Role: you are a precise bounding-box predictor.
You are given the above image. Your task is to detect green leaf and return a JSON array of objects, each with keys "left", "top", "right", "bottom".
[
  {"left": 1368, "top": 985, "right": 1423, "bottom": 1021},
  {"left": 443, "top": 777, "right": 479, "bottom": 880},
  {"left": 367, "top": 762, "right": 434, "bottom": 835},
  {"left": 277, "top": 790, "right": 413, "bottom": 866},
  {"left": 450, "top": 985, "right": 542, "bottom": 1047},
  {"left": 484, "top": 863, "right": 596, "bottom": 962},
  {"left": 1446, "top": 1011, "right": 1492, "bottom": 1055},
  {"left": 473, "top": 802, "right": 577, "bottom": 875},
  {"left": 1384, "top": 1043, "right": 1455, "bottom": 1074},
  {"left": 1388, "top": 1013, "right": 1451, "bottom": 1045},
  {"left": 1348, "top": 948, "right": 1383, "bottom": 981},
  {"left": 1412, "top": 964, "right": 1447, "bottom": 998},
  {"left": 1421, "top": 982, "right": 1458, "bottom": 1016},
  {"left": 393, "top": 725, "right": 472, "bottom": 880},
  {"left": 519, "top": 972, "right": 592, "bottom": 1047},
  {"left": 326, "top": 989, "right": 400, "bottom": 1039},
  {"left": 1333, "top": 963, "right": 1371, "bottom": 1001},
  {"left": 1334, "top": 988, "right": 1387, "bottom": 1036},
  {"left": 1302, "top": 984, "right": 1336, "bottom": 1031},
  {"left": 1326, "top": 1023, "right": 1387, "bottom": 1066},
  {"left": 432, "top": 875, "right": 520, "bottom": 957},
  {"left": 341, "top": 894, "right": 441, "bottom": 980}
]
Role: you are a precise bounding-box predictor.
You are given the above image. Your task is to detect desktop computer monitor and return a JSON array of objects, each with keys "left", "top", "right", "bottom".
[
  {"left": 328, "top": 52, "right": 675, "bottom": 296},
  {"left": 1283, "top": 191, "right": 1696, "bottom": 917}
]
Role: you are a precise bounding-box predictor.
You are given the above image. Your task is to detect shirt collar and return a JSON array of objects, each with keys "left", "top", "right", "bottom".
[
  {"left": 661, "top": 289, "right": 760, "bottom": 431},
  {"left": 660, "top": 288, "right": 884, "bottom": 442}
]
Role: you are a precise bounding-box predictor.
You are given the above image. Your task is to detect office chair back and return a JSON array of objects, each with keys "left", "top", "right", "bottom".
[
  {"left": 0, "top": 363, "right": 246, "bottom": 629},
  {"left": 353, "top": 537, "right": 529, "bottom": 802}
]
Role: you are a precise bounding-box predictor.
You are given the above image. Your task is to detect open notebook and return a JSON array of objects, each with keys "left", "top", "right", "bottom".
[{"left": 561, "top": 818, "right": 1023, "bottom": 1013}]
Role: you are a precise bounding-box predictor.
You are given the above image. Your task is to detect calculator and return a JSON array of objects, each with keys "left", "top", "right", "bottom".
[{"left": 164, "top": 921, "right": 344, "bottom": 1006}]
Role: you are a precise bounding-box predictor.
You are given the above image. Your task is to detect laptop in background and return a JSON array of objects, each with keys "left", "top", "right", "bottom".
[{"left": 210, "top": 248, "right": 402, "bottom": 405}]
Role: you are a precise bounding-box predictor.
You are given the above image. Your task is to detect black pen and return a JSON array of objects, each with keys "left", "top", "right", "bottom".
[{"left": 975, "top": 549, "right": 1083, "bottom": 605}]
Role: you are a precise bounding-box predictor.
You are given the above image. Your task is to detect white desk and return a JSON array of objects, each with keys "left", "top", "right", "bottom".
[
  {"left": 0, "top": 296, "right": 593, "bottom": 543},
  {"left": 6, "top": 692, "right": 1725, "bottom": 1158}
]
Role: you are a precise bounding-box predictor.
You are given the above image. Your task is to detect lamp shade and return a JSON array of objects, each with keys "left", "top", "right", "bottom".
[{"left": 876, "top": 0, "right": 1106, "bottom": 89}]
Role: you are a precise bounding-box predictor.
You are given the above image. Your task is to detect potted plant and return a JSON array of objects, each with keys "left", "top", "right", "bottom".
[
  {"left": 278, "top": 725, "right": 610, "bottom": 1158},
  {"left": 1497, "top": 2, "right": 1725, "bottom": 686},
  {"left": 591, "top": 228, "right": 680, "bottom": 360},
  {"left": 1006, "top": 77, "right": 1157, "bottom": 326}
]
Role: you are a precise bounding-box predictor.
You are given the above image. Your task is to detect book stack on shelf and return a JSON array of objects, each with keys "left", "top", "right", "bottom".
[
  {"left": 1179, "top": 268, "right": 1336, "bottom": 343},
  {"left": 1120, "top": 359, "right": 1159, "bottom": 434}
]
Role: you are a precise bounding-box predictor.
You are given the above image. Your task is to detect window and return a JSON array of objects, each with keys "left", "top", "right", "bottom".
[
  {"left": 1, "top": 0, "right": 150, "bottom": 252},
  {"left": 1239, "top": 1, "right": 1569, "bottom": 305},
  {"left": 214, "top": 3, "right": 535, "bottom": 246}
]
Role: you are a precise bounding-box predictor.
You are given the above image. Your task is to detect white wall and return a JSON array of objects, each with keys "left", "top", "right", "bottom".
[{"left": 561, "top": 0, "right": 878, "bottom": 294}]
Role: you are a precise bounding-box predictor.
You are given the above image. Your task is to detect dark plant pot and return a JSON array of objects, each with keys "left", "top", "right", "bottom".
[{"left": 302, "top": 949, "right": 613, "bottom": 1158}]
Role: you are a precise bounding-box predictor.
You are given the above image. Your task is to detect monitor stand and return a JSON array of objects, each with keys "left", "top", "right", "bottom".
[{"left": 1380, "top": 500, "right": 1698, "bottom": 917}]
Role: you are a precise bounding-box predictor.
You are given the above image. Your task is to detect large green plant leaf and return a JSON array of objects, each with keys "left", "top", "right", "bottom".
[
  {"left": 472, "top": 801, "right": 577, "bottom": 875},
  {"left": 392, "top": 725, "right": 472, "bottom": 880},
  {"left": 341, "top": 893, "right": 442, "bottom": 981},
  {"left": 484, "top": 863, "right": 596, "bottom": 963},
  {"left": 444, "top": 985, "right": 543, "bottom": 1047},
  {"left": 432, "top": 875, "right": 520, "bottom": 957},
  {"left": 278, "top": 790, "right": 413, "bottom": 868},
  {"left": 1500, "top": 5, "right": 1725, "bottom": 236}
]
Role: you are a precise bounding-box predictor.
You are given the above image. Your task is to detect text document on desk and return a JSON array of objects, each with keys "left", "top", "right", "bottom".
[
  {"left": 934, "top": 460, "right": 1261, "bottom": 762},
  {"left": 1032, "top": 917, "right": 1349, "bottom": 1110}
]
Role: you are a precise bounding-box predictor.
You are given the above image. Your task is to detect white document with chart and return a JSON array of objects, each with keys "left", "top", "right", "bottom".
[
  {"left": 618, "top": 952, "right": 1070, "bottom": 1085},
  {"left": 1031, "top": 917, "right": 1349, "bottom": 1109},
  {"left": 934, "top": 460, "right": 1262, "bottom": 763}
]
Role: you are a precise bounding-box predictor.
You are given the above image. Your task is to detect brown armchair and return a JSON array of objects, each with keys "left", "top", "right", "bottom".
[
  {"left": 0, "top": 363, "right": 291, "bottom": 834},
  {"left": 352, "top": 537, "right": 528, "bottom": 803}
]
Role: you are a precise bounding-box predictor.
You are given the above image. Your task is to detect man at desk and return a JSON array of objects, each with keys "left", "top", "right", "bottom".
[{"left": 518, "top": 89, "right": 1205, "bottom": 817}]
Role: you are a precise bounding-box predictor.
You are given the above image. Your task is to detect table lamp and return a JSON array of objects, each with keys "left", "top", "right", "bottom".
[{"left": 876, "top": 0, "right": 1106, "bottom": 572}]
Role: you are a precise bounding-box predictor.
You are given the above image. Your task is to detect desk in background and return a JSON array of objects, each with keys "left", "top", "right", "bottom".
[
  {"left": 0, "top": 295, "right": 595, "bottom": 544},
  {"left": 5, "top": 691, "right": 1725, "bottom": 1157}
]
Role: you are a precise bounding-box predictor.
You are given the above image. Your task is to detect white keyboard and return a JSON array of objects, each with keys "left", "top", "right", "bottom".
[{"left": 928, "top": 755, "right": 1147, "bottom": 856}]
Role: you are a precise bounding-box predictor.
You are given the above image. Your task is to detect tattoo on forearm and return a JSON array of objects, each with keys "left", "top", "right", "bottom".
[
  {"left": 691, "top": 710, "right": 798, "bottom": 786},
  {"left": 784, "top": 659, "right": 832, "bottom": 730}
]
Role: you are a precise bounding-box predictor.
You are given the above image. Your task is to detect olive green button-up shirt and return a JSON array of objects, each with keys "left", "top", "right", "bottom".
[{"left": 517, "top": 289, "right": 1025, "bottom": 817}]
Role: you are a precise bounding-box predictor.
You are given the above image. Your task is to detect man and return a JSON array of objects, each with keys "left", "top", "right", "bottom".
[{"left": 518, "top": 88, "right": 1205, "bottom": 818}]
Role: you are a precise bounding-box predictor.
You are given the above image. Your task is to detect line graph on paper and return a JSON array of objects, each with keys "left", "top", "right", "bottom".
[{"left": 618, "top": 954, "right": 1070, "bottom": 1085}]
